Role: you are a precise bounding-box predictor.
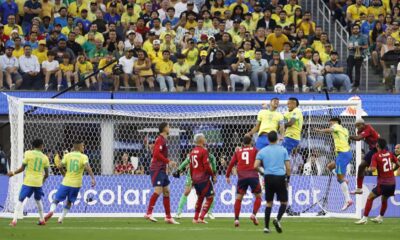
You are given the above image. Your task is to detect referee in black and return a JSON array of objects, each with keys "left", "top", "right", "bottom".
[{"left": 254, "top": 131, "right": 291, "bottom": 234}]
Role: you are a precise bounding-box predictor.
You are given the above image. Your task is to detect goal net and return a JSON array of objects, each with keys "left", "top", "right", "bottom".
[{"left": 3, "top": 96, "right": 362, "bottom": 218}]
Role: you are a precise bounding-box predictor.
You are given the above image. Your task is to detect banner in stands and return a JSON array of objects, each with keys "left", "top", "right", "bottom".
[{"left": 1, "top": 176, "right": 399, "bottom": 217}]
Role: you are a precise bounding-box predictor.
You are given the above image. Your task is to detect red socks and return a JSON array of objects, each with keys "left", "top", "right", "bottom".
[
  {"left": 380, "top": 199, "right": 388, "bottom": 216},
  {"left": 357, "top": 176, "right": 364, "bottom": 189},
  {"left": 234, "top": 199, "right": 241, "bottom": 220},
  {"left": 253, "top": 196, "right": 262, "bottom": 215},
  {"left": 147, "top": 192, "right": 160, "bottom": 215},
  {"left": 364, "top": 198, "right": 373, "bottom": 217},
  {"left": 200, "top": 197, "right": 214, "bottom": 220},
  {"left": 163, "top": 196, "right": 171, "bottom": 219},
  {"left": 194, "top": 196, "right": 204, "bottom": 220}
]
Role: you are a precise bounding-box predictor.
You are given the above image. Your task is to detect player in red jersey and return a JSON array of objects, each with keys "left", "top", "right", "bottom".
[
  {"left": 355, "top": 138, "right": 400, "bottom": 225},
  {"left": 144, "top": 122, "right": 179, "bottom": 224},
  {"left": 226, "top": 135, "right": 262, "bottom": 227},
  {"left": 349, "top": 118, "right": 380, "bottom": 194},
  {"left": 190, "top": 133, "right": 217, "bottom": 224}
]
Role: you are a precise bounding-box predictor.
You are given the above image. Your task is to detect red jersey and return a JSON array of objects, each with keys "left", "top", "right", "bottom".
[
  {"left": 226, "top": 146, "right": 258, "bottom": 179},
  {"left": 150, "top": 135, "right": 170, "bottom": 172},
  {"left": 189, "top": 146, "right": 214, "bottom": 184},
  {"left": 371, "top": 150, "right": 398, "bottom": 185},
  {"left": 358, "top": 124, "right": 379, "bottom": 150}
]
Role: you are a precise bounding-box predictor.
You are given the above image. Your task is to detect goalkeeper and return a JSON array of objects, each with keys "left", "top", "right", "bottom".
[{"left": 174, "top": 153, "right": 217, "bottom": 219}]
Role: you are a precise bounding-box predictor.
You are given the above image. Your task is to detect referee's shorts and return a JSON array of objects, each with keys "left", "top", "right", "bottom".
[{"left": 264, "top": 175, "right": 288, "bottom": 202}]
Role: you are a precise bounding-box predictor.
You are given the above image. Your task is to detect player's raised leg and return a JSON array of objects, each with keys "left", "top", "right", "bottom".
[{"left": 332, "top": 151, "right": 353, "bottom": 210}]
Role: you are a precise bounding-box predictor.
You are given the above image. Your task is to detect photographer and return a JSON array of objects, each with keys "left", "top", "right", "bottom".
[
  {"left": 0, "top": 144, "right": 8, "bottom": 175},
  {"left": 230, "top": 48, "right": 251, "bottom": 92}
]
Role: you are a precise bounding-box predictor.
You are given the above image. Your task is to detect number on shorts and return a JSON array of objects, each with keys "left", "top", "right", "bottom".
[
  {"left": 382, "top": 158, "right": 393, "bottom": 172},
  {"left": 191, "top": 155, "right": 198, "bottom": 168},
  {"left": 242, "top": 151, "right": 249, "bottom": 165}
]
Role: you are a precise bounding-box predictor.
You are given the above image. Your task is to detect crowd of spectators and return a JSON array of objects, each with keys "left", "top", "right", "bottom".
[
  {"left": 329, "top": 0, "right": 400, "bottom": 92},
  {"left": 0, "top": 0, "right": 368, "bottom": 92}
]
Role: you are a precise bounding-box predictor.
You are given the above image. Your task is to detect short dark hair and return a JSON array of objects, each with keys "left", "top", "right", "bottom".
[
  {"left": 242, "top": 135, "right": 252, "bottom": 145},
  {"left": 271, "top": 97, "right": 279, "bottom": 101},
  {"left": 329, "top": 117, "right": 342, "bottom": 125},
  {"left": 377, "top": 138, "right": 387, "bottom": 150},
  {"left": 267, "top": 131, "right": 278, "bottom": 143},
  {"left": 47, "top": 50, "right": 56, "bottom": 57},
  {"left": 73, "top": 138, "right": 84, "bottom": 145},
  {"left": 288, "top": 97, "right": 299, "bottom": 106},
  {"left": 32, "top": 139, "right": 44, "bottom": 148},
  {"left": 159, "top": 122, "right": 169, "bottom": 133}
]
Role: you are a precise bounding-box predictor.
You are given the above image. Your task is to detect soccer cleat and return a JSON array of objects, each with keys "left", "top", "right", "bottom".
[
  {"left": 9, "top": 220, "right": 16, "bottom": 227},
  {"left": 263, "top": 228, "right": 270, "bottom": 234},
  {"left": 44, "top": 212, "right": 53, "bottom": 222},
  {"left": 37, "top": 220, "right": 46, "bottom": 226},
  {"left": 341, "top": 200, "right": 353, "bottom": 211},
  {"left": 371, "top": 216, "right": 383, "bottom": 224},
  {"left": 354, "top": 217, "right": 368, "bottom": 225},
  {"left": 175, "top": 213, "right": 182, "bottom": 219},
  {"left": 234, "top": 220, "right": 239, "bottom": 227},
  {"left": 250, "top": 214, "right": 259, "bottom": 226},
  {"left": 351, "top": 188, "right": 363, "bottom": 195},
  {"left": 192, "top": 219, "right": 198, "bottom": 224},
  {"left": 144, "top": 214, "right": 158, "bottom": 222},
  {"left": 273, "top": 219, "right": 282, "bottom": 233},
  {"left": 165, "top": 218, "right": 180, "bottom": 224},
  {"left": 197, "top": 219, "right": 208, "bottom": 224},
  {"left": 207, "top": 213, "right": 215, "bottom": 220}
]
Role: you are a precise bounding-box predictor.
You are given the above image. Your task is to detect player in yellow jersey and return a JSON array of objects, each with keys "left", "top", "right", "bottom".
[
  {"left": 44, "top": 139, "right": 95, "bottom": 223},
  {"left": 283, "top": 98, "right": 303, "bottom": 154},
  {"left": 315, "top": 117, "right": 353, "bottom": 211},
  {"left": 7, "top": 139, "right": 49, "bottom": 227},
  {"left": 247, "top": 98, "right": 285, "bottom": 150}
]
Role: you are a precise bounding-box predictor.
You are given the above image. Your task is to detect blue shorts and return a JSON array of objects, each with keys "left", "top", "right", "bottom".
[
  {"left": 335, "top": 151, "right": 352, "bottom": 175},
  {"left": 364, "top": 148, "right": 377, "bottom": 165},
  {"left": 282, "top": 137, "right": 300, "bottom": 154},
  {"left": 237, "top": 178, "right": 261, "bottom": 195},
  {"left": 256, "top": 134, "right": 269, "bottom": 150},
  {"left": 19, "top": 185, "right": 44, "bottom": 201},
  {"left": 194, "top": 180, "right": 214, "bottom": 198},
  {"left": 54, "top": 184, "right": 81, "bottom": 203},
  {"left": 150, "top": 170, "right": 170, "bottom": 187}
]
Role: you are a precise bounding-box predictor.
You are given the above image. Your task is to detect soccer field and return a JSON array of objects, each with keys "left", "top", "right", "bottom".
[{"left": 1, "top": 218, "right": 399, "bottom": 240}]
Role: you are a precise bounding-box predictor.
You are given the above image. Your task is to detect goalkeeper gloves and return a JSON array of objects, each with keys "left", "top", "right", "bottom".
[{"left": 172, "top": 170, "right": 181, "bottom": 178}]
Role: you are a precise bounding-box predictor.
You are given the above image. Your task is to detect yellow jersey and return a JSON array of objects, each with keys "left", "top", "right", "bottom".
[
  {"left": 257, "top": 109, "right": 284, "bottom": 135},
  {"left": 60, "top": 63, "right": 74, "bottom": 72},
  {"left": 173, "top": 62, "right": 190, "bottom": 77},
  {"left": 76, "top": 61, "right": 93, "bottom": 74},
  {"left": 32, "top": 49, "right": 48, "bottom": 64},
  {"left": 346, "top": 4, "right": 368, "bottom": 21},
  {"left": 155, "top": 59, "right": 173, "bottom": 75},
  {"left": 98, "top": 58, "right": 116, "bottom": 74},
  {"left": 4, "top": 24, "right": 23, "bottom": 36},
  {"left": 284, "top": 108, "right": 303, "bottom": 141},
  {"left": 266, "top": 33, "right": 289, "bottom": 52},
  {"left": 182, "top": 48, "right": 199, "bottom": 66},
  {"left": 61, "top": 151, "right": 89, "bottom": 188},
  {"left": 367, "top": 6, "right": 386, "bottom": 20},
  {"left": 283, "top": 4, "right": 302, "bottom": 17},
  {"left": 12, "top": 47, "right": 24, "bottom": 59},
  {"left": 22, "top": 150, "right": 50, "bottom": 187},
  {"left": 331, "top": 123, "right": 351, "bottom": 152}
]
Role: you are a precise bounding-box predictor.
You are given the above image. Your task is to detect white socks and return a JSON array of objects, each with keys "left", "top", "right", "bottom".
[
  {"left": 50, "top": 202, "right": 57, "bottom": 213},
  {"left": 340, "top": 181, "right": 351, "bottom": 202},
  {"left": 12, "top": 201, "right": 23, "bottom": 222},
  {"left": 59, "top": 207, "right": 70, "bottom": 222},
  {"left": 35, "top": 200, "right": 44, "bottom": 221}
]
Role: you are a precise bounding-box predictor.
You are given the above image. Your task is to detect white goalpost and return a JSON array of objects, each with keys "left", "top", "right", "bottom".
[{"left": 2, "top": 96, "right": 363, "bottom": 219}]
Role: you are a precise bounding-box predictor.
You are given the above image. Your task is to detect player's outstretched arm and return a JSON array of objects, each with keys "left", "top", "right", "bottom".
[
  {"left": 85, "top": 163, "right": 96, "bottom": 187},
  {"left": 254, "top": 159, "right": 264, "bottom": 175},
  {"left": 7, "top": 164, "right": 26, "bottom": 177},
  {"left": 247, "top": 121, "right": 261, "bottom": 136},
  {"left": 349, "top": 135, "right": 363, "bottom": 141},
  {"left": 314, "top": 128, "right": 333, "bottom": 134},
  {"left": 177, "top": 157, "right": 190, "bottom": 172}
]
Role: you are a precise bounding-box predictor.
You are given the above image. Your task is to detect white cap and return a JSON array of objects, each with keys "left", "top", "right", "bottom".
[
  {"left": 153, "top": 39, "right": 161, "bottom": 45},
  {"left": 126, "top": 30, "right": 135, "bottom": 36},
  {"left": 355, "top": 118, "right": 365, "bottom": 124}
]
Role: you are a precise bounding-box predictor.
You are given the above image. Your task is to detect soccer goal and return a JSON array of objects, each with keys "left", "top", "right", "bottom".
[{"left": 2, "top": 96, "right": 363, "bottom": 219}]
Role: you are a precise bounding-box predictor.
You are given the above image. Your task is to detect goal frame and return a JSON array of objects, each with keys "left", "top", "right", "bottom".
[{"left": 3, "top": 97, "right": 363, "bottom": 219}]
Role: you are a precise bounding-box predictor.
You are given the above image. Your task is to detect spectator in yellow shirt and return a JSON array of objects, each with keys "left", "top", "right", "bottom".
[
  {"left": 182, "top": 38, "right": 199, "bottom": 66},
  {"left": 68, "top": 0, "right": 88, "bottom": 18},
  {"left": 4, "top": 15, "right": 23, "bottom": 37},
  {"left": 160, "top": 34, "right": 177, "bottom": 53},
  {"left": 266, "top": 26, "right": 290, "bottom": 52},
  {"left": 228, "top": 0, "right": 249, "bottom": 14},
  {"left": 12, "top": 37, "right": 24, "bottom": 58},
  {"left": 368, "top": 0, "right": 386, "bottom": 19},
  {"left": 75, "top": 54, "right": 97, "bottom": 89},
  {"left": 211, "top": 0, "right": 227, "bottom": 18},
  {"left": 155, "top": 50, "right": 175, "bottom": 92},
  {"left": 59, "top": 53, "right": 75, "bottom": 88},
  {"left": 32, "top": 40, "right": 48, "bottom": 64},
  {"left": 148, "top": 39, "right": 164, "bottom": 63},
  {"left": 297, "top": 11, "right": 316, "bottom": 36},
  {"left": 185, "top": 12, "right": 198, "bottom": 30},
  {"left": 41, "top": 0, "right": 54, "bottom": 20},
  {"left": 283, "top": 0, "right": 302, "bottom": 17},
  {"left": 121, "top": 3, "right": 139, "bottom": 31},
  {"left": 241, "top": 13, "right": 256, "bottom": 34},
  {"left": 346, "top": 0, "right": 368, "bottom": 24},
  {"left": 98, "top": 55, "right": 118, "bottom": 91},
  {"left": 173, "top": 53, "right": 191, "bottom": 91},
  {"left": 276, "top": 10, "right": 292, "bottom": 28}
]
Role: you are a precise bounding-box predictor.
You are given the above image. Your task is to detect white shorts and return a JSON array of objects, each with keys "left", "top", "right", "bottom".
[{"left": 211, "top": 69, "right": 230, "bottom": 75}]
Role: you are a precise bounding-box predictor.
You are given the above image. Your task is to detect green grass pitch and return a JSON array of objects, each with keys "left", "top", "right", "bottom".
[{"left": 1, "top": 218, "right": 399, "bottom": 240}]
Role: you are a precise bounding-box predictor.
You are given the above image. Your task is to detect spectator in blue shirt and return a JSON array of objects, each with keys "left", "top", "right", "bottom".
[
  {"left": 347, "top": 24, "right": 368, "bottom": 91},
  {"left": 360, "top": 13, "right": 375, "bottom": 37},
  {"left": 162, "top": 7, "right": 179, "bottom": 28},
  {"left": 104, "top": 2, "right": 121, "bottom": 25},
  {"left": 40, "top": 16, "right": 54, "bottom": 36},
  {"left": 54, "top": 7, "right": 68, "bottom": 28},
  {"left": 0, "top": 0, "right": 19, "bottom": 25},
  {"left": 325, "top": 51, "right": 352, "bottom": 92},
  {"left": 22, "top": 0, "right": 42, "bottom": 35},
  {"left": 74, "top": 10, "right": 92, "bottom": 33}
]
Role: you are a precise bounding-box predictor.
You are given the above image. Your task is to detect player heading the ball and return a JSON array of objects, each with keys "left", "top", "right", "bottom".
[
  {"left": 190, "top": 133, "right": 217, "bottom": 224},
  {"left": 226, "top": 135, "right": 262, "bottom": 227},
  {"left": 8, "top": 139, "right": 50, "bottom": 227},
  {"left": 283, "top": 97, "right": 303, "bottom": 155},
  {"left": 247, "top": 98, "right": 285, "bottom": 150},
  {"left": 44, "top": 139, "right": 96, "bottom": 224},
  {"left": 144, "top": 122, "right": 179, "bottom": 224},
  {"left": 315, "top": 117, "right": 354, "bottom": 211},
  {"left": 355, "top": 138, "right": 400, "bottom": 225}
]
